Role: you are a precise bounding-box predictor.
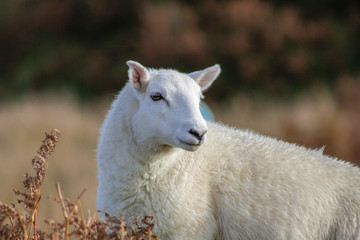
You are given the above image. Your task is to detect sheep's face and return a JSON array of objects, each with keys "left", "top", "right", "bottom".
[{"left": 126, "top": 61, "right": 221, "bottom": 152}]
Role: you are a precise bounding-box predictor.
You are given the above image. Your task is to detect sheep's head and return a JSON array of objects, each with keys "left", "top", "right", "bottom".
[{"left": 126, "top": 61, "right": 220, "bottom": 152}]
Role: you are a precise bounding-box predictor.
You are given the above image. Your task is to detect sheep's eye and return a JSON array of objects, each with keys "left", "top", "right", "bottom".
[{"left": 150, "top": 93, "right": 163, "bottom": 101}]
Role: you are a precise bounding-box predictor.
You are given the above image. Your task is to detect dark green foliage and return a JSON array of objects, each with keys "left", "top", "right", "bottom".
[{"left": 0, "top": 0, "right": 359, "bottom": 100}]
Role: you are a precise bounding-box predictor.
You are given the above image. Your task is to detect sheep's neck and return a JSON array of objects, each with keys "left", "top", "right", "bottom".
[
  {"left": 128, "top": 132, "right": 179, "bottom": 165},
  {"left": 121, "top": 111, "right": 178, "bottom": 165}
]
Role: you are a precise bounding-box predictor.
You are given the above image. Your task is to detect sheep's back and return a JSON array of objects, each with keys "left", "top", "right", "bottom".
[{"left": 201, "top": 122, "right": 360, "bottom": 239}]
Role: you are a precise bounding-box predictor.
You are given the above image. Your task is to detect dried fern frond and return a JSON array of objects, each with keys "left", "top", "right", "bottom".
[
  {"left": 0, "top": 128, "right": 159, "bottom": 239},
  {"left": 0, "top": 129, "right": 60, "bottom": 240},
  {"left": 23, "top": 129, "right": 60, "bottom": 193}
]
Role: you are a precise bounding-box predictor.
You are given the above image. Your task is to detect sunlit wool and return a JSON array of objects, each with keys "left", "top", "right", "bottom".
[{"left": 97, "top": 61, "right": 360, "bottom": 239}]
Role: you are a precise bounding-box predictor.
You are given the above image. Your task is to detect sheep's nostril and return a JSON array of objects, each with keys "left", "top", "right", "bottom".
[{"left": 189, "top": 129, "right": 207, "bottom": 141}]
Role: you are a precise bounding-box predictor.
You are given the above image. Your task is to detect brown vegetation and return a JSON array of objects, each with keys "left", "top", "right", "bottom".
[{"left": 0, "top": 129, "right": 159, "bottom": 240}]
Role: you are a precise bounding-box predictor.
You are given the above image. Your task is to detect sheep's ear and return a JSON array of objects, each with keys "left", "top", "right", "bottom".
[
  {"left": 188, "top": 64, "right": 221, "bottom": 92},
  {"left": 126, "top": 60, "right": 150, "bottom": 92}
]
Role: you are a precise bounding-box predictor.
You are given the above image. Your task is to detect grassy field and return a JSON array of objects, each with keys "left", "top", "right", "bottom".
[{"left": 0, "top": 84, "right": 359, "bottom": 230}]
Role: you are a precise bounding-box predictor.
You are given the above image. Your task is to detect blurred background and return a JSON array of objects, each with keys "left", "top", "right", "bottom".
[{"left": 1, "top": 0, "right": 359, "bottom": 227}]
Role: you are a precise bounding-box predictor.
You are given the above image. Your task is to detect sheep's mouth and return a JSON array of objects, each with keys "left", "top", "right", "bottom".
[{"left": 177, "top": 138, "right": 203, "bottom": 147}]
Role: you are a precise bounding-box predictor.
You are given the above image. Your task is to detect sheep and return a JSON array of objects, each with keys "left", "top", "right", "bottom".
[{"left": 96, "top": 60, "right": 360, "bottom": 240}]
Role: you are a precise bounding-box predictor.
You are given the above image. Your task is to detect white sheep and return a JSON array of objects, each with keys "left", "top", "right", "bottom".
[{"left": 96, "top": 61, "right": 360, "bottom": 240}]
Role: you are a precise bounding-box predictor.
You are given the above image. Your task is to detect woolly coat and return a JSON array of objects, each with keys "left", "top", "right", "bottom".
[{"left": 97, "top": 85, "right": 360, "bottom": 240}]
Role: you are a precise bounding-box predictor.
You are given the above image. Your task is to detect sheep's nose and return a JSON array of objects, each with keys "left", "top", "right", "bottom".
[{"left": 189, "top": 128, "right": 207, "bottom": 141}]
